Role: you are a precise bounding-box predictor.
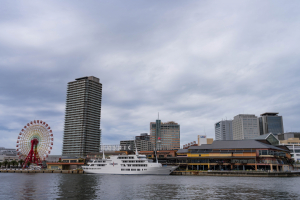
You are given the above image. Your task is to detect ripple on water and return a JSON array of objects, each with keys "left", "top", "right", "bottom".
[{"left": 0, "top": 173, "right": 300, "bottom": 199}]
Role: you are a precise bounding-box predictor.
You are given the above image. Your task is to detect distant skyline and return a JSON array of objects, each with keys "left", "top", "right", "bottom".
[{"left": 1, "top": 1, "right": 300, "bottom": 154}]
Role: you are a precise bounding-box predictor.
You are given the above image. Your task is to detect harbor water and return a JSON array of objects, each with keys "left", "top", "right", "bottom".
[{"left": 0, "top": 173, "right": 300, "bottom": 199}]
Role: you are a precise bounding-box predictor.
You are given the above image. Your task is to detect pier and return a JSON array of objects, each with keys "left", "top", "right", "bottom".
[{"left": 171, "top": 170, "right": 300, "bottom": 177}]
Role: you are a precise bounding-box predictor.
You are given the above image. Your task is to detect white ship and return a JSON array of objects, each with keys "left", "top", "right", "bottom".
[{"left": 82, "top": 152, "right": 178, "bottom": 175}]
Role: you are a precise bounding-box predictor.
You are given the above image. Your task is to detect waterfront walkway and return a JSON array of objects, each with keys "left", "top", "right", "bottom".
[
  {"left": 171, "top": 170, "right": 300, "bottom": 177},
  {"left": 0, "top": 169, "right": 84, "bottom": 174}
]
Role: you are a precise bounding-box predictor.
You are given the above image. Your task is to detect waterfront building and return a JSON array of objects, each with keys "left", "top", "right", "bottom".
[
  {"left": 0, "top": 147, "right": 17, "bottom": 155},
  {"left": 47, "top": 157, "right": 85, "bottom": 170},
  {"left": 258, "top": 112, "right": 284, "bottom": 136},
  {"left": 279, "top": 137, "right": 300, "bottom": 162},
  {"left": 252, "top": 133, "right": 279, "bottom": 146},
  {"left": 0, "top": 147, "right": 19, "bottom": 163},
  {"left": 167, "top": 139, "right": 293, "bottom": 172},
  {"left": 150, "top": 119, "right": 180, "bottom": 150},
  {"left": 215, "top": 120, "right": 233, "bottom": 140},
  {"left": 197, "top": 135, "right": 213, "bottom": 146},
  {"left": 232, "top": 114, "right": 259, "bottom": 140},
  {"left": 62, "top": 76, "right": 102, "bottom": 157},
  {"left": 139, "top": 150, "right": 177, "bottom": 159}
]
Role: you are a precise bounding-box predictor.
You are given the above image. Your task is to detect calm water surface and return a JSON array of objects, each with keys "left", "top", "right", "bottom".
[{"left": 0, "top": 173, "right": 300, "bottom": 199}]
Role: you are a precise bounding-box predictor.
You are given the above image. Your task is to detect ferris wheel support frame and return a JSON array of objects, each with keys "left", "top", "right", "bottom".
[{"left": 22, "top": 138, "right": 40, "bottom": 168}]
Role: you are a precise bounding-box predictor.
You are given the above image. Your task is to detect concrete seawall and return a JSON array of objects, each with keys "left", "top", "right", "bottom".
[
  {"left": 0, "top": 169, "right": 84, "bottom": 174},
  {"left": 171, "top": 170, "right": 300, "bottom": 177}
]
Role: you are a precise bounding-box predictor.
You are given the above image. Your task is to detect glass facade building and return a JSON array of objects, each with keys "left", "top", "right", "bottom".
[{"left": 258, "top": 112, "right": 284, "bottom": 136}]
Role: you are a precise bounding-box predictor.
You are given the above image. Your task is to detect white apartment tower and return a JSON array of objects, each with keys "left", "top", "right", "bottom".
[
  {"left": 232, "top": 114, "right": 259, "bottom": 140},
  {"left": 215, "top": 120, "right": 233, "bottom": 140}
]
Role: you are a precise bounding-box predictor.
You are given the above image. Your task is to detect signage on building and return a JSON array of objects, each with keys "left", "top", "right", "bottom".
[{"left": 101, "top": 145, "right": 134, "bottom": 151}]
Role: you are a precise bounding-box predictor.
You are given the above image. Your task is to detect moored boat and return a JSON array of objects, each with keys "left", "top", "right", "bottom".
[{"left": 82, "top": 152, "right": 177, "bottom": 175}]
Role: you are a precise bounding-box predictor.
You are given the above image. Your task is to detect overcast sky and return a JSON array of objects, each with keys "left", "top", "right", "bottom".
[{"left": 1, "top": 1, "right": 300, "bottom": 155}]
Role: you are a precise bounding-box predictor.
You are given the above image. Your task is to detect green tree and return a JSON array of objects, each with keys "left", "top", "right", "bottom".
[
  {"left": 7, "top": 161, "right": 11, "bottom": 168},
  {"left": 3, "top": 160, "right": 8, "bottom": 168},
  {"left": 11, "top": 160, "right": 18, "bottom": 168},
  {"left": 27, "top": 161, "right": 31, "bottom": 167},
  {"left": 0, "top": 162, "right": 2, "bottom": 168}
]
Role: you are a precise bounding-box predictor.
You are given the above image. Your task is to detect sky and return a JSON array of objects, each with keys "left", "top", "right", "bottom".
[{"left": 1, "top": 1, "right": 300, "bottom": 155}]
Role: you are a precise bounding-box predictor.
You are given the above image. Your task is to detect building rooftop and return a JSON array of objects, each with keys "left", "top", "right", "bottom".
[
  {"left": 260, "top": 112, "right": 279, "bottom": 116},
  {"left": 188, "top": 140, "right": 286, "bottom": 151},
  {"left": 177, "top": 149, "right": 188, "bottom": 153},
  {"left": 75, "top": 76, "right": 100, "bottom": 83},
  {"left": 252, "top": 133, "right": 275, "bottom": 140}
]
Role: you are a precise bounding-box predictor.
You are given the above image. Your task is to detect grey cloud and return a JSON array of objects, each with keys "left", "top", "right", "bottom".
[{"left": 1, "top": 1, "right": 300, "bottom": 154}]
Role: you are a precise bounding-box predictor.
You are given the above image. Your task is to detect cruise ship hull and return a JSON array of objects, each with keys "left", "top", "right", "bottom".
[{"left": 84, "top": 166, "right": 178, "bottom": 175}]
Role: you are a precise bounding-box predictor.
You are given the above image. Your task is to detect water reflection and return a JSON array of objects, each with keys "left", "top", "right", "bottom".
[
  {"left": 56, "top": 174, "right": 100, "bottom": 199},
  {"left": 1, "top": 173, "right": 300, "bottom": 199}
]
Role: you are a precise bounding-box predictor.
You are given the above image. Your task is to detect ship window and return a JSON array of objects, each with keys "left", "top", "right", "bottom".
[
  {"left": 131, "top": 169, "right": 136, "bottom": 171},
  {"left": 144, "top": 169, "right": 147, "bottom": 171},
  {"left": 137, "top": 169, "right": 140, "bottom": 171},
  {"left": 126, "top": 169, "right": 130, "bottom": 171},
  {"left": 121, "top": 169, "right": 125, "bottom": 171}
]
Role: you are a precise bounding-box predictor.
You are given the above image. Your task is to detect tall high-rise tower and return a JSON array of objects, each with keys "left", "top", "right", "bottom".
[{"left": 62, "top": 76, "right": 102, "bottom": 156}]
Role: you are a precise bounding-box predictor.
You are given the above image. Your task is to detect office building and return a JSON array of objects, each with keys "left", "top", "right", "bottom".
[
  {"left": 62, "top": 76, "right": 102, "bottom": 157},
  {"left": 232, "top": 114, "right": 259, "bottom": 140},
  {"left": 135, "top": 133, "right": 150, "bottom": 141},
  {"left": 258, "top": 112, "right": 284, "bottom": 136},
  {"left": 150, "top": 119, "right": 180, "bottom": 150},
  {"left": 215, "top": 120, "right": 233, "bottom": 140}
]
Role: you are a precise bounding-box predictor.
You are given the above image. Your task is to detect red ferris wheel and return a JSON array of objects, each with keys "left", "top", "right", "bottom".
[{"left": 16, "top": 120, "right": 53, "bottom": 167}]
